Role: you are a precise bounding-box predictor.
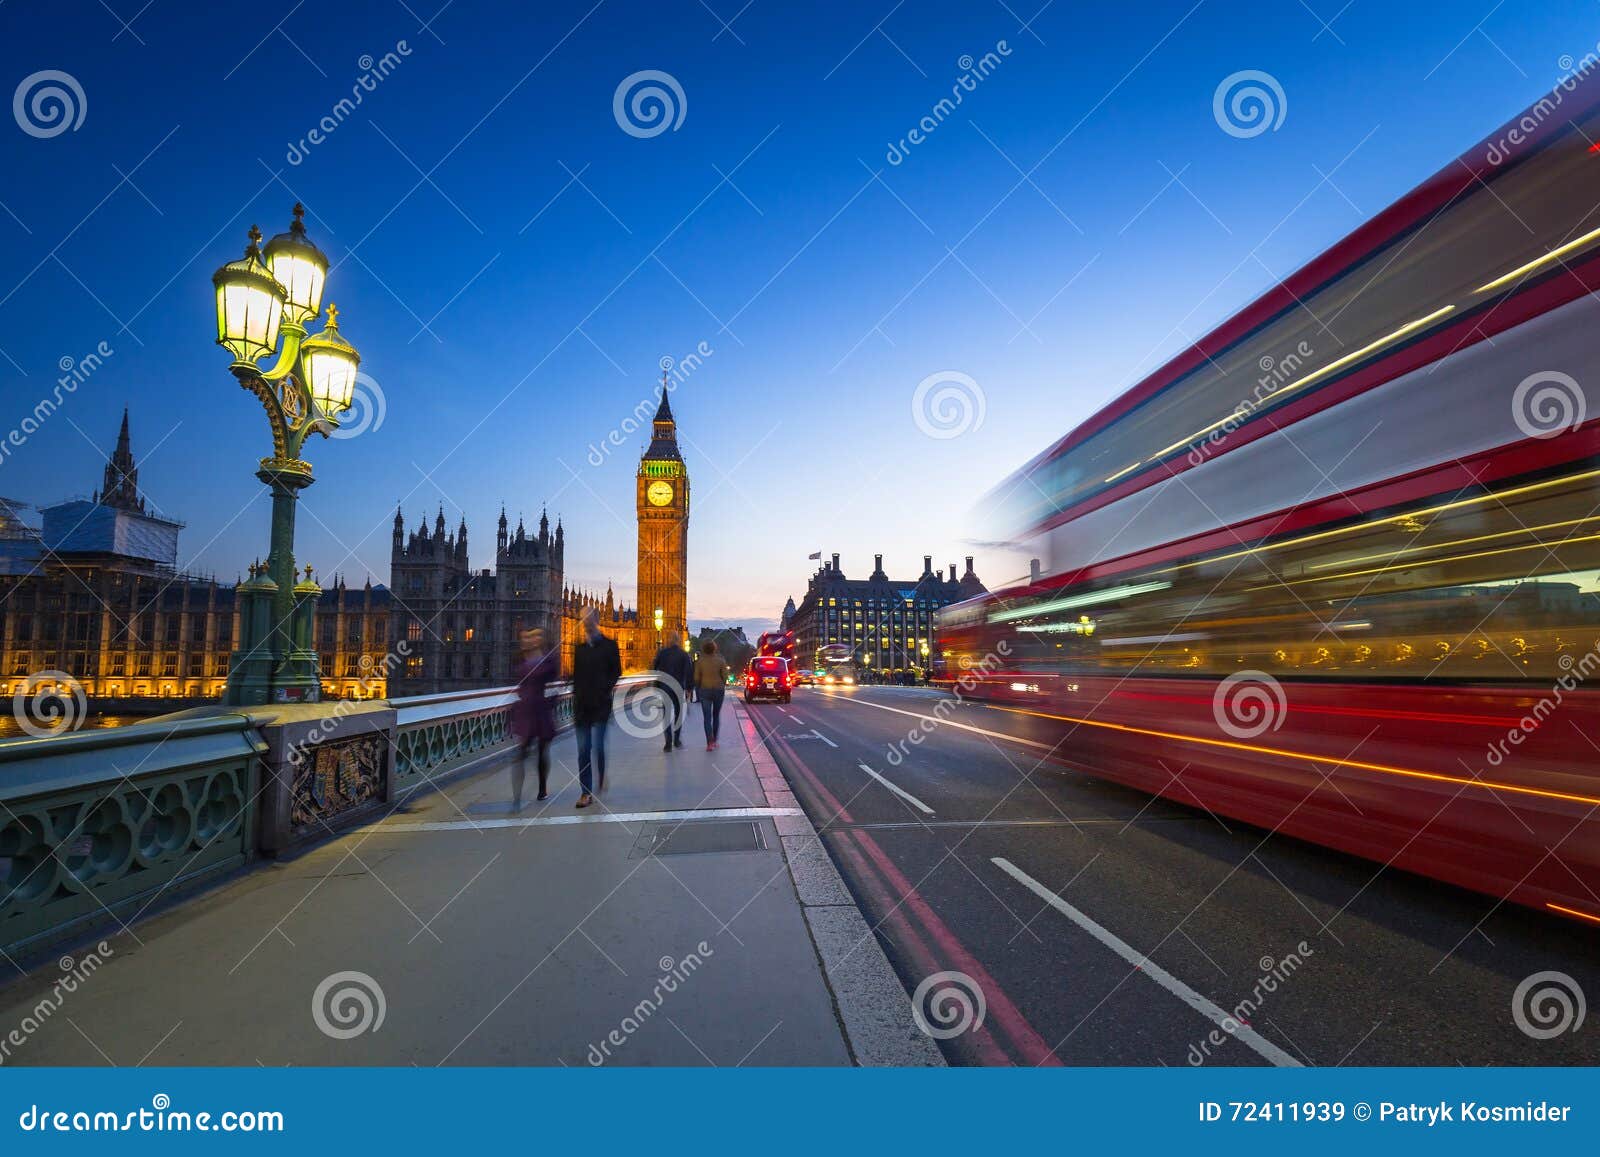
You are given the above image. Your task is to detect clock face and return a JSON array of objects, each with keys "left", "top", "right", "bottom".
[{"left": 647, "top": 480, "right": 674, "bottom": 507}]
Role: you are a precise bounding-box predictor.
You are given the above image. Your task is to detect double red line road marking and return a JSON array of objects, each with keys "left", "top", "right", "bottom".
[{"left": 750, "top": 712, "right": 1062, "bottom": 1067}]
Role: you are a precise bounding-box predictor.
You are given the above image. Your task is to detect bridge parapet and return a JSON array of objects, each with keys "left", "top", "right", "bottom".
[
  {"left": 0, "top": 716, "right": 265, "bottom": 960},
  {"left": 0, "top": 676, "right": 661, "bottom": 961}
]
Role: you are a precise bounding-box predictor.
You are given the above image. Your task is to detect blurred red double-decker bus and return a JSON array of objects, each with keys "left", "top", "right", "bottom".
[{"left": 940, "top": 75, "right": 1600, "bottom": 925}]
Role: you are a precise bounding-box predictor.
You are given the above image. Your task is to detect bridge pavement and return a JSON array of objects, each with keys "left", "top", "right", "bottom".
[{"left": 0, "top": 696, "right": 935, "bottom": 1067}]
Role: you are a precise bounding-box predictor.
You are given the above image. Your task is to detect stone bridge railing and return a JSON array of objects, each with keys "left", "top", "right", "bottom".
[{"left": 0, "top": 676, "right": 662, "bottom": 962}]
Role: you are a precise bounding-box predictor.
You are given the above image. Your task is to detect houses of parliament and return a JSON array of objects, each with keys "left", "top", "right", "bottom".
[
  {"left": 385, "top": 383, "right": 690, "bottom": 693},
  {"left": 0, "top": 385, "right": 691, "bottom": 706}
]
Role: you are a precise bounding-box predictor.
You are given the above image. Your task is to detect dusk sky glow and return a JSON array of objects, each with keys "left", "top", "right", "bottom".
[{"left": 1, "top": 0, "right": 1594, "bottom": 632}]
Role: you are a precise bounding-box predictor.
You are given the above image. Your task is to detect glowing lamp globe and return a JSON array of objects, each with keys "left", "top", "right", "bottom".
[
  {"left": 299, "top": 304, "right": 360, "bottom": 417},
  {"left": 212, "top": 225, "right": 285, "bottom": 365},
  {"left": 262, "top": 204, "right": 329, "bottom": 327}
]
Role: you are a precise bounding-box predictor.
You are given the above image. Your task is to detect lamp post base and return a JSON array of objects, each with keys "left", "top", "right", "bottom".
[{"left": 221, "top": 457, "right": 323, "bottom": 707}]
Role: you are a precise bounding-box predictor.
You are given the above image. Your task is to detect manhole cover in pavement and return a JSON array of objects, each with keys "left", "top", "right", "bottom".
[{"left": 650, "top": 820, "right": 768, "bottom": 856}]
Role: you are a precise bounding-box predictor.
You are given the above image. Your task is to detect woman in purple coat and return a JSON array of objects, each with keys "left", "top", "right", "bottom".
[{"left": 510, "top": 627, "right": 558, "bottom": 810}]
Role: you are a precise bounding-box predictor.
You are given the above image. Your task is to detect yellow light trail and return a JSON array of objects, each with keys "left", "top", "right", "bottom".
[{"left": 980, "top": 702, "right": 1600, "bottom": 808}]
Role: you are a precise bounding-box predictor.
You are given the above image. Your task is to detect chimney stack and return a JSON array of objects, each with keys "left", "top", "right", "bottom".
[
  {"left": 1029, "top": 558, "right": 1041, "bottom": 584},
  {"left": 831, "top": 552, "right": 840, "bottom": 572},
  {"left": 948, "top": 564, "right": 957, "bottom": 582}
]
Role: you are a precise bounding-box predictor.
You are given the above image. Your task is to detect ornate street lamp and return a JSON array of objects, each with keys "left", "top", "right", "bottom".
[{"left": 211, "top": 204, "right": 363, "bottom": 706}]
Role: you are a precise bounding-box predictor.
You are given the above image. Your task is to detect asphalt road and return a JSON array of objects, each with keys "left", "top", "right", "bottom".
[{"left": 745, "top": 685, "right": 1598, "bottom": 1067}]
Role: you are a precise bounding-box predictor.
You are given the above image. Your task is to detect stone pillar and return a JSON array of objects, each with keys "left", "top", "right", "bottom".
[{"left": 253, "top": 701, "right": 396, "bottom": 856}]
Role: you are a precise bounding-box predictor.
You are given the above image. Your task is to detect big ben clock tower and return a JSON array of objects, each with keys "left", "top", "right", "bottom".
[{"left": 637, "top": 372, "right": 689, "bottom": 646}]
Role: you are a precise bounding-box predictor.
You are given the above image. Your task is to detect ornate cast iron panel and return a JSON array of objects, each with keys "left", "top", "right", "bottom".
[{"left": 289, "top": 732, "right": 386, "bottom": 836}]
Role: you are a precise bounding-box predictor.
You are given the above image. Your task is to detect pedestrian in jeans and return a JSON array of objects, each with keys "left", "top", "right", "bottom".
[
  {"left": 651, "top": 629, "right": 693, "bottom": 752},
  {"left": 571, "top": 607, "right": 621, "bottom": 808},
  {"left": 509, "top": 627, "right": 557, "bottom": 810},
  {"left": 692, "top": 640, "right": 729, "bottom": 750}
]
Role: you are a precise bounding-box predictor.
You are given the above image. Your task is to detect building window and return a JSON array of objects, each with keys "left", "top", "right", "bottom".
[{"left": 161, "top": 654, "right": 177, "bottom": 676}]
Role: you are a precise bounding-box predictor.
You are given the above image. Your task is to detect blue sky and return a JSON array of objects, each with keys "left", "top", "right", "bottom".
[{"left": 0, "top": 0, "right": 1594, "bottom": 631}]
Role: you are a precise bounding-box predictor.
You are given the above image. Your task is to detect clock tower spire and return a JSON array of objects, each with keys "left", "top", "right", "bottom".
[{"left": 638, "top": 368, "right": 689, "bottom": 646}]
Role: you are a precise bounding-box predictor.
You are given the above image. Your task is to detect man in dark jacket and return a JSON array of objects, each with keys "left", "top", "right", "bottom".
[
  {"left": 651, "top": 630, "right": 693, "bottom": 752},
  {"left": 571, "top": 607, "right": 621, "bottom": 807}
]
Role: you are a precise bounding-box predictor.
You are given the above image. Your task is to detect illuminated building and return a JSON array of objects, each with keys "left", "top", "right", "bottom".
[
  {"left": 0, "top": 413, "right": 389, "bottom": 706},
  {"left": 784, "top": 554, "right": 985, "bottom": 678}
]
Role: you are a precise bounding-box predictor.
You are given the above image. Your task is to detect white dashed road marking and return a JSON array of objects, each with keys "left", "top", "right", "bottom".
[
  {"left": 857, "top": 761, "right": 934, "bottom": 815},
  {"left": 991, "top": 857, "right": 1302, "bottom": 1067}
]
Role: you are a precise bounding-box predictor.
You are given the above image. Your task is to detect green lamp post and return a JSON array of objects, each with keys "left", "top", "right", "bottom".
[{"left": 211, "top": 205, "right": 362, "bottom": 706}]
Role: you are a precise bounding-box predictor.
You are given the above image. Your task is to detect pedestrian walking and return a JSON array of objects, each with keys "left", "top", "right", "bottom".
[
  {"left": 692, "top": 640, "right": 729, "bottom": 750},
  {"left": 651, "top": 629, "right": 693, "bottom": 752},
  {"left": 571, "top": 606, "right": 621, "bottom": 807},
  {"left": 509, "top": 627, "right": 556, "bottom": 810}
]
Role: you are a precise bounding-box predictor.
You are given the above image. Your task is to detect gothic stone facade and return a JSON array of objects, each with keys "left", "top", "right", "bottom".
[{"left": 387, "top": 380, "right": 690, "bottom": 692}]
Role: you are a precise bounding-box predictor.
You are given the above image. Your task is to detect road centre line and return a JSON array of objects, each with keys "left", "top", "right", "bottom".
[
  {"left": 816, "top": 691, "right": 1053, "bottom": 749},
  {"left": 991, "top": 857, "right": 1302, "bottom": 1068},
  {"left": 857, "top": 762, "right": 935, "bottom": 815}
]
